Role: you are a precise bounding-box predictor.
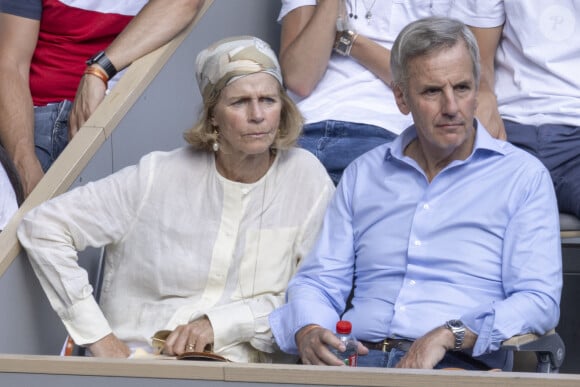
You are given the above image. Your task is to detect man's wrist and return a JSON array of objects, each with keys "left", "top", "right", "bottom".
[
  {"left": 86, "top": 50, "right": 118, "bottom": 79},
  {"left": 296, "top": 324, "right": 321, "bottom": 343}
]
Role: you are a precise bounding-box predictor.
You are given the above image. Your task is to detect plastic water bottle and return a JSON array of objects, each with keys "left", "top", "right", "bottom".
[{"left": 330, "top": 320, "right": 358, "bottom": 366}]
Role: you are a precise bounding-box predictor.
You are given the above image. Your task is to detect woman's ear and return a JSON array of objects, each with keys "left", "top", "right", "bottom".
[{"left": 392, "top": 83, "right": 411, "bottom": 115}]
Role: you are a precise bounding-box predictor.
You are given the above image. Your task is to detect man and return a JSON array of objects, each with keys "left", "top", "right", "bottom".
[
  {"left": 269, "top": 16, "right": 562, "bottom": 371},
  {"left": 0, "top": 0, "right": 204, "bottom": 196},
  {"left": 450, "top": 1, "right": 580, "bottom": 219}
]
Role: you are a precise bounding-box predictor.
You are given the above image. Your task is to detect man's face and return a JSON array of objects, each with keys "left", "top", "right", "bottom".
[{"left": 394, "top": 42, "right": 478, "bottom": 158}]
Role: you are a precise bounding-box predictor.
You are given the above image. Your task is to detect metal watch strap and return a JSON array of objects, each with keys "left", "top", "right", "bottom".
[
  {"left": 86, "top": 51, "right": 118, "bottom": 79},
  {"left": 334, "top": 30, "right": 356, "bottom": 56},
  {"left": 445, "top": 319, "right": 466, "bottom": 351}
]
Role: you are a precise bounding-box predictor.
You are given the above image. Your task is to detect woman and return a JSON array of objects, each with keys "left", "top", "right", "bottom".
[
  {"left": 278, "top": 0, "right": 453, "bottom": 184},
  {"left": 17, "top": 36, "right": 335, "bottom": 362}
]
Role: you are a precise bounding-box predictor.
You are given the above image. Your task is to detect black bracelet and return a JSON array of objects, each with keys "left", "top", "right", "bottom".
[{"left": 86, "top": 50, "right": 118, "bottom": 79}]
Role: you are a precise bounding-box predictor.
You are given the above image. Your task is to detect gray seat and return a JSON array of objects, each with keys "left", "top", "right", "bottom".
[
  {"left": 502, "top": 330, "right": 565, "bottom": 373},
  {"left": 560, "top": 212, "right": 580, "bottom": 239}
]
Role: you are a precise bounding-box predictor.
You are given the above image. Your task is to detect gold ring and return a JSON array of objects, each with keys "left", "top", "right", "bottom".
[{"left": 186, "top": 344, "right": 195, "bottom": 351}]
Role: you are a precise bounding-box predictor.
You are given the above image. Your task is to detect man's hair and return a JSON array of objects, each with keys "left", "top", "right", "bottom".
[{"left": 390, "top": 16, "right": 481, "bottom": 92}]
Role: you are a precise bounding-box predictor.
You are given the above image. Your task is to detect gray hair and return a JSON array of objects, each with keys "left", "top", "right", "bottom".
[{"left": 391, "top": 17, "right": 480, "bottom": 91}]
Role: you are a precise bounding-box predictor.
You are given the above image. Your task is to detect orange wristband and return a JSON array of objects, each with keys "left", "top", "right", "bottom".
[{"left": 84, "top": 66, "right": 109, "bottom": 87}]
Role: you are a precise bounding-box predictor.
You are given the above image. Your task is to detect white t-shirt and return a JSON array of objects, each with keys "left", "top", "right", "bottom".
[
  {"left": 451, "top": 0, "right": 580, "bottom": 126},
  {"left": 0, "top": 165, "right": 18, "bottom": 230},
  {"left": 18, "top": 147, "right": 335, "bottom": 362},
  {"left": 279, "top": 0, "right": 454, "bottom": 134}
]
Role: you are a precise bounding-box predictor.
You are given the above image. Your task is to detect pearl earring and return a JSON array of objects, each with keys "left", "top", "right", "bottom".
[{"left": 212, "top": 130, "right": 219, "bottom": 152}]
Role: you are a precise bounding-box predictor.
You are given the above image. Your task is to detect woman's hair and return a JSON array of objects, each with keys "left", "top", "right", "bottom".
[
  {"left": 184, "top": 35, "right": 303, "bottom": 151},
  {"left": 390, "top": 16, "right": 481, "bottom": 93},
  {"left": 184, "top": 83, "right": 303, "bottom": 151}
]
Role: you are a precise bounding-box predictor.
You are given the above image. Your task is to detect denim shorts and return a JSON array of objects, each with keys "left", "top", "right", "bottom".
[
  {"left": 33, "top": 100, "right": 72, "bottom": 172},
  {"left": 504, "top": 120, "right": 580, "bottom": 217},
  {"left": 299, "top": 120, "right": 398, "bottom": 185}
]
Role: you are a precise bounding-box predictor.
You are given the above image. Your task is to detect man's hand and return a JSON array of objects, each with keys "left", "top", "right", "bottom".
[
  {"left": 14, "top": 152, "right": 44, "bottom": 197},
  {"left": 296, "top": 324, "right": 368, "bottom": 366},
  {"left": 395, "top": 327, "right": 452, "bottom": 369},
  {"left": 476, "top": 89, "right": 507, "bottom": 140},
  {"left": 68, "top": 71, "right": 107, "bottom": 139},
  {"left": 87, "top": 333, "right": 131, "bottom": 358},
  {"left": 396, "top": 325, "right": 477, "bottom": 369},
  {"left": 162, "top": 316, "right": 215, "bottom": 355}
]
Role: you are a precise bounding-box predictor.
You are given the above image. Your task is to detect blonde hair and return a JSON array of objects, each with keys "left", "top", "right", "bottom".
[{"left": 184, "top": 83, "right": 303, "bottom": 151}]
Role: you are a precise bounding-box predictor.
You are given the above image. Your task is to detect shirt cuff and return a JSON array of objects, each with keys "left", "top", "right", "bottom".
[
  {"left": 60, "top": 296, "right": 112, "bottom": 346},
  {"left": 205, "top": 302, "right": 255, "bottom": 352}
]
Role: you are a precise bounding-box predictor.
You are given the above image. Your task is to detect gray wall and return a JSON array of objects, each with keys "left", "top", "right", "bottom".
[{"left": 0, "top": 0, "right": 281, "bottom": 356}]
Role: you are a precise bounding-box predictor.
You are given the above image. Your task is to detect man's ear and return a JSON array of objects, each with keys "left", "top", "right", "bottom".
[{"left": 392, "top": 82, "right": 411, "bottom": 115}]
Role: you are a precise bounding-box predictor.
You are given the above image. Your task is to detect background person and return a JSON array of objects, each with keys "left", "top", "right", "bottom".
[
  {"left": 278, "top": 0, "right": 453, "bottom": 184},
  {"left": 18, "top": 36, "right": 335, "bottom": 361},
  {"left": 0, "top": 144, "right": 23, "bottom": 230},
  {"left": 0, "top": 0, "right": 204, "bottom": 196},
  {"left": 269, "top": 17, "right": 562, "bottom": 371},
  {"left": 450, "top": 1, "right": 580, "bottom": 218}
]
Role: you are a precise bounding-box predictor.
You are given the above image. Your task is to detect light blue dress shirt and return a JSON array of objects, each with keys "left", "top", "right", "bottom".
[{"left": 270, "top": 121, "right": 562, "bottom": 369}]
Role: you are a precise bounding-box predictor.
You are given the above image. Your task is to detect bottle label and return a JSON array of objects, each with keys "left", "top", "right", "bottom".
[{"left": 346, "top": 352, "right": 357, "bottom": 367}]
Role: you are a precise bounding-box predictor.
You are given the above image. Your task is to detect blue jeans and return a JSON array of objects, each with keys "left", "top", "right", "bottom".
[
  {"left": 505, "top": 120, "right": 580, "bottom": 218},
  {"left": 299, "top": 120, "right": 397, "bottom": 185},
  {"left": 357, "top": 349, "right": 497, "bottom": 370},
  {"left": 33, "top": 100, "right": 71, "bottom": 172}
]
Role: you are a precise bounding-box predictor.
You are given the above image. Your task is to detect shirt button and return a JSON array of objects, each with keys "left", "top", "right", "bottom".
[
  {"left": 414, "top": 240, "right": 422, "bottom": 246},
  {"left": 409, "top": 280, "right": 416, "bottom": 286},
  {"left": 400, "top": 306, "right": 406, "bottom": 311},
  {"left": 423, "top": 203, "right": 430, "bottom": 210}
]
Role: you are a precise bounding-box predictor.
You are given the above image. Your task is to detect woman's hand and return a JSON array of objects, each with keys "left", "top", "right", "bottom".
[
  {"left": 87, "top": 333, "right": 131, "bottom": 358},
  {"left": 162, "top": 316, "right": 215, "bottom": 355}
]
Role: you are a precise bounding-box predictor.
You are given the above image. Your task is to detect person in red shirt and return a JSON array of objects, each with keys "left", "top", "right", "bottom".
[{"left": 0, "top": 0, "right": 204, "bottom": 196}]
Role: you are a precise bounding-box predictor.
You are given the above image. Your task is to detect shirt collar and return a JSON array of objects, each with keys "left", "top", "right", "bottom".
[{"left": 385, "top": 119, "right": 508, "bottom": 163}]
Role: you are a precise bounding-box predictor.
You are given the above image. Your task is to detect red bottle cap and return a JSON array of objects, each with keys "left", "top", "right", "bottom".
[{"left": 336, "top": 320, "right": 352, "bottom": 334}]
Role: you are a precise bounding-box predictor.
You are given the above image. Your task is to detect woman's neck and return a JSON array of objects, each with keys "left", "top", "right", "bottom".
[{"left": 215, "top": 150, "right": 275, "bottom": 183}]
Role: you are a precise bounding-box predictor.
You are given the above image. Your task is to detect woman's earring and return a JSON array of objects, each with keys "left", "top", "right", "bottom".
[{"left": 212, "top": 130, "right": 219, "bottom": 152}]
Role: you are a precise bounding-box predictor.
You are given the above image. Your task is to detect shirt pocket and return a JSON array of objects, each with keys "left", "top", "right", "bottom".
[{"left": 234, "top": 227, "right": 299, "bottom": 299}]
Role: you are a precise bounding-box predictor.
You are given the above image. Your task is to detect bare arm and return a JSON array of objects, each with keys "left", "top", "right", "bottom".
[
  {"left": 279, "top": 2, "right": 340, "bottom": 97},
  {"left": 470, "top": 25, "right": 506, "bottom": 140},
  {"left": 68, "top": 0, "right": 205, "bottom": 136},
  {"left": 280, "top": 1, "right": 393, "bottom": 98},
  {"left": 395, "top": 326, "right": 477, "bottom": 369},
  {"left": 0, "top": 13, "right": 43, "bottom": 197}
]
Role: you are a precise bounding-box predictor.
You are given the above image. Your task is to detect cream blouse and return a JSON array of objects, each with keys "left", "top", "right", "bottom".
[{"left": 18, "top": 147, "right": 334, "bottom": 362}]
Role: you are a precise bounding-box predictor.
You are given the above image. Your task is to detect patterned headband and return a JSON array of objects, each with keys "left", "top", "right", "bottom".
[{"left": 195, "top": 36, "right": 283, "bottom": 100}]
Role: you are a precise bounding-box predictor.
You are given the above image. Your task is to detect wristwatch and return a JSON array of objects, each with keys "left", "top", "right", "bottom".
[
  {"left": 444, "top": 319, "right": 466, "bottom": 351},
  {"left": 86, "top": 50, "right": 118, "bottom": 80},
  {"left": 334, "top": 29, "right": 357, "bottom": 56}
]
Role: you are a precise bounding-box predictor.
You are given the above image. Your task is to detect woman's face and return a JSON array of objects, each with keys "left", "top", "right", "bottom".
[{"left": 211, "top": 72, "right": 282, "bottom": 158}]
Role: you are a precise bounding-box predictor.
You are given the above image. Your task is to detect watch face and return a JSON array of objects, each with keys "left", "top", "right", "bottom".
[{"left": 448, "top": 319, "right": 463, "bottom": 329}]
